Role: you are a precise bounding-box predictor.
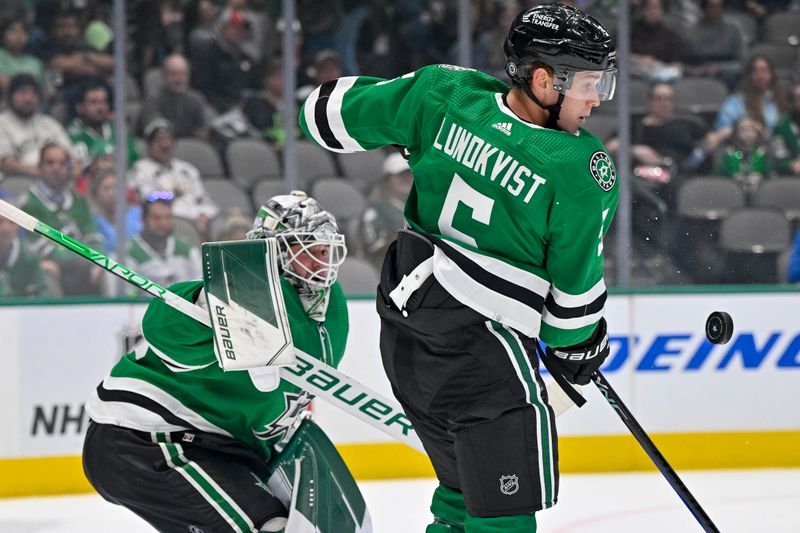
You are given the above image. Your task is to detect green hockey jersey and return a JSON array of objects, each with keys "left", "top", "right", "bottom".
[
  {"left": 86, "top": 279, "right": 349, "bottom": 460},
  {"left": 299, "top": 65, "right": 618, "bottom": 346}
]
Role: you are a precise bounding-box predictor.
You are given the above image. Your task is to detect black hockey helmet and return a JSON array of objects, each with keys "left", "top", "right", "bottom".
[{"left": 504, "top": 4, "right": 616, "bottom": 127}]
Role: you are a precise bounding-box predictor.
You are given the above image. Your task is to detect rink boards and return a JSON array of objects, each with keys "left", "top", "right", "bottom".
[{"left": 1, "top": 288, "right": 799, "bottom": 497}]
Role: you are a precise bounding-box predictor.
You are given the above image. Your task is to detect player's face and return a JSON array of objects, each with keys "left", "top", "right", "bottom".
[
  {"left": 288, "top": 242, "right": 332, "bottom": 281},
  {"left": 558, "top": 72, "right": 603, "bottom": 134}
]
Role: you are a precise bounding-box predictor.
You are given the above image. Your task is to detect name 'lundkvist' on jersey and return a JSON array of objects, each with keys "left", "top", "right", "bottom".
[{"left": 299, "top": 64, "right": 618, "bottom": 347}]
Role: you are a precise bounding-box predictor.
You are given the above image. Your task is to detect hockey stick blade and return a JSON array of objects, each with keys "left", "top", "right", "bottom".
[
  {"left": 592, "top": 371, "right": 720, "bottom": 532},
  {"left": 0, "top": 198, "right": 426, "bottom": 454}
]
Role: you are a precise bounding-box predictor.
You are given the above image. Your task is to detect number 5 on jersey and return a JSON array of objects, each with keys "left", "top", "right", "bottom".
[{"left": 438, "top": 174, "right": 494, "bottom": 246}]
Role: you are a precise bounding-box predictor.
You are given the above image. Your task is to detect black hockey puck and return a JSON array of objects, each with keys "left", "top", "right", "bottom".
[{"left": 705, "top": 311, "right": 734, "bottom": 345}]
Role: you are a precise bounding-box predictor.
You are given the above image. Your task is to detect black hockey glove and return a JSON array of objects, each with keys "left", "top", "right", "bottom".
[{"left": 545, "top": 318, "right": 610, "bottom": 386}]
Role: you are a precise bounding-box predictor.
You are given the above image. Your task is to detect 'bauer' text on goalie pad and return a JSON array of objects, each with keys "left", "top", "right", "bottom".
[{"left": 203, "top": 239, "right": 295, "bottom": 370}]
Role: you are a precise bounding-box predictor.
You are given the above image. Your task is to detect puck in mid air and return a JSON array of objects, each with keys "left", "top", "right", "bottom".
[{"left": 705, "top": 311, "right": 733, "bottom": 345}]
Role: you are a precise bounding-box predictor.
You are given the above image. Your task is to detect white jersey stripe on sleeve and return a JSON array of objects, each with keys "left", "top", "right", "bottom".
[
  {"left": 549, "top": 278, "right": 607, "bottom": 308},
  {"left": 303, "top": 84, "right": 327, "bottom": 149},
  {"left": 541, "top": 307, "right": 605, "bottom": 330},
  {"left": 326, "top": 76, "right": 364, "bottom": 153}
]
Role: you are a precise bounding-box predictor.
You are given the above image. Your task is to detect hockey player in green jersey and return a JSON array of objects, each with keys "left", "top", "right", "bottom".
[
  {"left": 82, "top": 191, "right": 368, "bottom": 532},
  {"left": 299, "top": 4, "right": 617, "bottom": 532}
]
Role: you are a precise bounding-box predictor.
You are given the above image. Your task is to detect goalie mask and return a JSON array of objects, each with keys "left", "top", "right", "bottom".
[{"left": 247, "top": 191, "right": 347, "bottom": 289}]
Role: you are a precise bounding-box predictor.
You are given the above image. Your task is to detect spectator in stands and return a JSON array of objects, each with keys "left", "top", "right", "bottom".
[
  {"left": 183, "top": 0, "right": 218, "bottom": 60},
  {"left": 726, "top": 0, "right": 789, "bottom": 22},
  {"left": 715, "top": 54, "right": 789, "bottom": 134},
  {"left": 139, "top": 53, "right": 211, "bottom": 140},
  {"left": 127, "top": 191, "right": 202, "bottom": 288},
  {"left": 0, "top": 189, "right": 50, "bottom": 298},
  {"left": 683, "top": 0, "right": 744, "bottom": 89},
  {"left": 606, "top": 82, "right": 730, "bottom": 177},
  {"left": 296, "top": 49, "right": 344, "bottom": 103},
  {"left": 630, "top": 0, "right": 685, "bottom": 82},
  {"left": 88, "top": 166, "right": 142, "bottom": 255},
  {"left": 0, "top": 73, "right": 76, "bottom": 178},
  {"left": 130, "top": 119, "right": 219, "bottom": 240},
  {"left": 788, "top": 227, "right": 800, "bottom": 283},
  {"left": 19, "top": 142, "right": 102, "bottom": 295},
  {"left": 83, "top": 2, "right": 114, "bottom": 54},
  {"left": 618, "top": 82, "right": 705, "bottom": 165},
  {"left": 360, "top": 152, "right": 412, "bottom": 269},
  {"left": 37, "top": 9, "right": 114, "bottom": 115},
  {"left": 213, "top": 209, "right": 252, "bottom": 241},
  {"left": 297, "top": 0, "right": 342, "bottom": 67},
  {"left": 772, "top": 80, "right": 800, "bottom": 176},
  {"left": 392, "top": 1, "right": 454, "bottom": 72},
  {"left": 333, "top": 0, "right": 370, "bottom": 76},
  {"left": 190, "top": 8, "right": 258, "bottom": 113},
  {"left": 158, "top": 0, "right": 186, "bottom": 58},
  {"left": 67, "top": 78, "right": 139, "bottom": 167},
  {"left": 715, "top": 116, "right": 774, "bottom": 192},
  {"left": 222, "top": 1, "right": 264, "bottom": 63},
  {"left": 241, "top": 58, "right": 291, "bottom": 145},
  {"left": 0, "top": 19, "right": 46, "bottom": 94}
]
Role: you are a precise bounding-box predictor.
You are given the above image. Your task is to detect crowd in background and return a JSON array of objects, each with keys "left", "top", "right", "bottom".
[{"left": 0, "top": 0, "right": 798, "bottom": 300}]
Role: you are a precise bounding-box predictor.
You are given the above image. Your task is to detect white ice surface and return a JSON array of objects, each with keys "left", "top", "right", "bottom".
[{"left": 0, "top": 469, "right": 798, "bottom": 532}]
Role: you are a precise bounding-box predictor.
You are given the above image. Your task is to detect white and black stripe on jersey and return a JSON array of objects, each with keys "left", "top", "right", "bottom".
[
  {"left": 303, "top": 78, "right": 365, "bottom": 154},
  {"left": 542, "top": 280, "right": 607, "bottom": 332},
  {"left": 86, "top": 376, "right": 234, "bottom": 436},
  {"left": 431, "top": 236, "right": 607, "bottom": 341}
]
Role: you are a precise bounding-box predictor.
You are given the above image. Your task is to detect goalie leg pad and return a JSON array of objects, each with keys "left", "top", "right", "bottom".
[{"left": 267, "top": 419, "right": 372, "bottom": 533}]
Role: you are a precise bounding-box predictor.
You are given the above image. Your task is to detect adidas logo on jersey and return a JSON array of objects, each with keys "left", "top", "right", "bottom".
[{"left": 492, "top": 122, "right": 513, "bottom": 136}]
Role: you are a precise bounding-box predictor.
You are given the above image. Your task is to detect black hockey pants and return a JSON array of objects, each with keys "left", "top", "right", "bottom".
[{"left": 377, "top": 229, "right": 560, "bottom": 517}]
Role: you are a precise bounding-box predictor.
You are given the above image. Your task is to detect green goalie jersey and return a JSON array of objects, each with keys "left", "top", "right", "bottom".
[
  {"left": 299, "top": 65, "right": 618, "bottom": 346},
  {"left": 86, "top": 279, "right": 348, "bottom": 460}
]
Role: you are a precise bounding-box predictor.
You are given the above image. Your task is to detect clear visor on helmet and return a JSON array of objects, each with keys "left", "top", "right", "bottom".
[
  {"left": 279, "top": 232, "right": 347, "bottom": 288},
  {"left": 554, "top": 67, "right": 617, "bottom": 102}
]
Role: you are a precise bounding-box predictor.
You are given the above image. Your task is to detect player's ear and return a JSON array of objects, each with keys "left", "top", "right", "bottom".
[{"left": 531, "top": 67, "right": 551, "bottom": 93}]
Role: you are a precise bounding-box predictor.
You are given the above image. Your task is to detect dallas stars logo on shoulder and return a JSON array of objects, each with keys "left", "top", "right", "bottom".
[
  {"left": 252, "top": 391, "right": 313, "bottom": 442},
  {"left": 589, "top": 151, "right": 616, "bottom": 191}
]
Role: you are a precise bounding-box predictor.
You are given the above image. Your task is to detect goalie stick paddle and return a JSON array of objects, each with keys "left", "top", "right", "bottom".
[
  {"left": 0, "top": 198, "right": 426, "bottom": 454},
  {"left": 592, "top": 371, "right": 720, "bottom": 533}
]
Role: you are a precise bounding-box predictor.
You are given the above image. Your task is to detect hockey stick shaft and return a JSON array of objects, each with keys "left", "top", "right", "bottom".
[
  {"left": 592, "top": 371, "right": 720, "bottom": 532},
  {"left": 0, "top": 198, "right": 426, "bottom": 453}
]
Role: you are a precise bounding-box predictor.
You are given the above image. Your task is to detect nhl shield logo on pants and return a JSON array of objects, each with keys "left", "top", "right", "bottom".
[{"left": 499, "top": 474, "right": 519, "bottom": 495}]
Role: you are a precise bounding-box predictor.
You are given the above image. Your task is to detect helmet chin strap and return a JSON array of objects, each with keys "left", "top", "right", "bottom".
[{"left": 522, "top": 82, "right": 565, "bottom": 131}]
